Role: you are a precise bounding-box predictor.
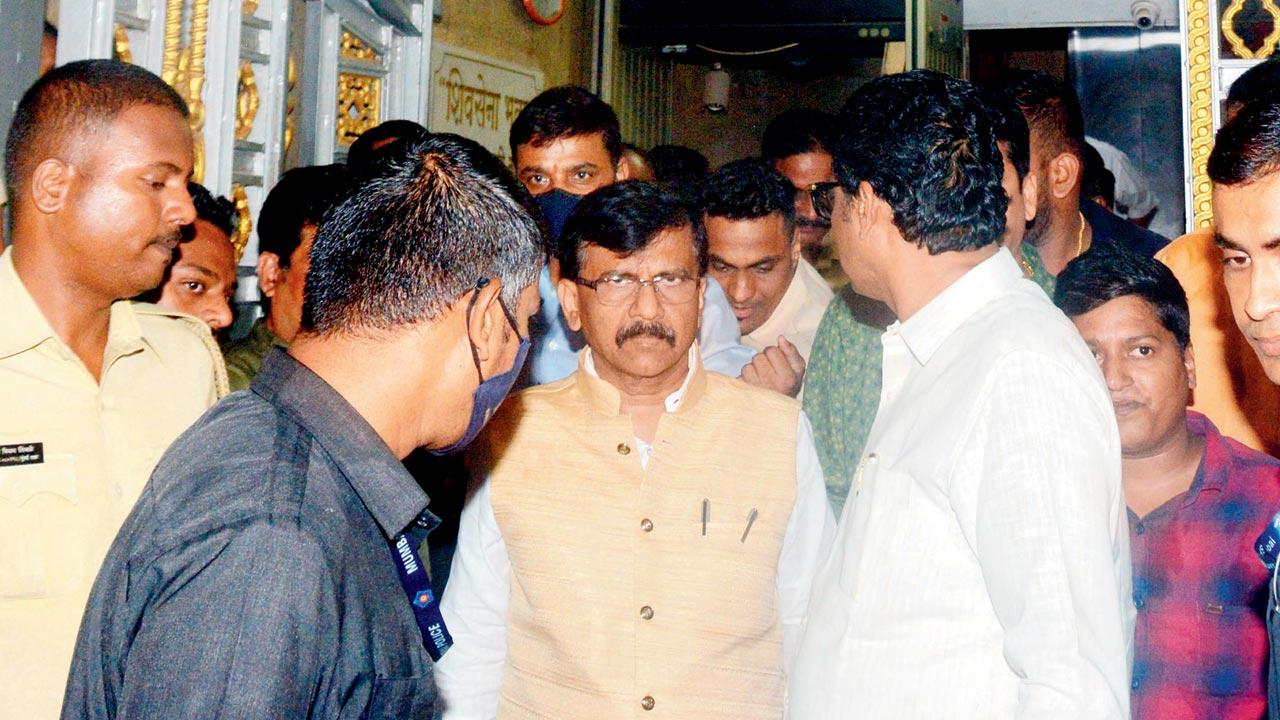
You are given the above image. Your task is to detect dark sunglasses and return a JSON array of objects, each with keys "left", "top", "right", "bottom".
[{"left": 807, "top": 181, "right": 841, "bottom": 222}]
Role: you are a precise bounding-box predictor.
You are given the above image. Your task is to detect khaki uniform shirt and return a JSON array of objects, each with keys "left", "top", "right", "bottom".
[{"left": 0, "top": 247, "right": 226, "bottom": 718}]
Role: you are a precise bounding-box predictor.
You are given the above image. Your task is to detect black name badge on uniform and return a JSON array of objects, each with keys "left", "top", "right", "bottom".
[{"left": 0, "top": 442, "right": 44, "bottom": 467}]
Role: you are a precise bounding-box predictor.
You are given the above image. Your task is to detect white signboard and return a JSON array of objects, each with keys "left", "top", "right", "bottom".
[{"left": 429, "top": 43, "right": 545, "bottom": 166}]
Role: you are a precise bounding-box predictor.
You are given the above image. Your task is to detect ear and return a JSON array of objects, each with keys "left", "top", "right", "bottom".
[
  {"left": 257, "top": 252, "right": 283, "bottom": 298},
  {"left": 857, "top": 181, "right": 891, "bottom": 227},
  {"left": 1184, "top": 342, "right": 1197, "bottom": 392},
  {"left": 467, "top": 278, "right": 508, "bottom": 371},
  {"left": 30, "top": 158, "right": 73, "bottom": 214},
  {"left": 1048, "top": 152, "right": 1082, "bottom": 201},
  {"left": 1021, "top": 172, "right": 1039, "bottom": 223},
  {"left": 614, "top": 157, "right": 631, "bottom": 182},
  {"left": 557, "top": 275, "right": 584, "bottom": 332}
]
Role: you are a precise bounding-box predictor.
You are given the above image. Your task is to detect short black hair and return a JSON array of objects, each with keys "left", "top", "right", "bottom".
[
  {"left": 994, "top": 70, "right": 1085, "bottom": 163},
  {"left": 5, "top": 59, "right": 188, "bottom": 206},
  {"left": 698, "top": 157, "right": 795, "bottom": 232},
  {"left": 836, "top": 70, "right": 1006, "bottom": 255},
  {"left": 510, "top": 85, "right": 622, "bottom": 166},
  {"left": 257, "top": 164, "right": 352, "bottom": 267},
  {"left": 648, "top": 144, "right": 710, "bottom": 185},
  {"left": 43, "top": 21, "right": 57, "bottom": 39},
  {"left": 1227, "top": 58, "right": 1280, "bottom": 112},
  {"left": 761, "top": 109, "right": 837, "bottom": 163},
  {"left": 1081, "top": 143, "right": 1116, "bottom": 209},
  {"left": 188, "top": 182, "right": 237, "bottom": 239},
  {"left": 1209, "top": 98, "right": 1280, "bottom": 187},
  {"left": 1054, "top": 248, "right": 1191, "bottom": 350},
  {"left": 347, "top": 119, "right": 428, "bottom": 177},
  {"left": 303, "top": 133, "right": 543, "bottom": 336},
  {"left": 558, "top": 180, "right": 707, "bottom": 282},
  {"left": 983, "top": 88, "right": 1031, "bottom": 179}
]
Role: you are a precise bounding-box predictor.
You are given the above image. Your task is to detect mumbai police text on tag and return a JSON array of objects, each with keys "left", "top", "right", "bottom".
[{"left": 0, "top": 442, "right": 44, "bottom": 468}]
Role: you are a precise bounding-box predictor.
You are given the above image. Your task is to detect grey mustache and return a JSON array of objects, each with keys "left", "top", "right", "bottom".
[{"left": 615, "top": 321, "right": 676, "bottom": 348}]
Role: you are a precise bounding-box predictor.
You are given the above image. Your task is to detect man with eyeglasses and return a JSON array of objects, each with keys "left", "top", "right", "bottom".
[{"left": 435, "top": 181, "right": 835, "bottom": 720}]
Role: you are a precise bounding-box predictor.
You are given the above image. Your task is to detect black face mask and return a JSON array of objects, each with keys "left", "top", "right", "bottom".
[{"left": 534, "top": 189, "right": 585, "bottom": 242}]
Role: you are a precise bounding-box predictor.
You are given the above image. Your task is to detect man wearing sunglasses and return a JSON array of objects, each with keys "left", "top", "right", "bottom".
[
  {"left": 789, "top": 71, "right": 1131, "bottom": 719},
  {"left": 435, "top": 181, "right": 835, "bottom": 720}
]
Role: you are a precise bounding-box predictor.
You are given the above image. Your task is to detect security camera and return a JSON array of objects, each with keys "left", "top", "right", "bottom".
[{"left": 1131, "top": 0, "right": 1159, "bottom": 29}]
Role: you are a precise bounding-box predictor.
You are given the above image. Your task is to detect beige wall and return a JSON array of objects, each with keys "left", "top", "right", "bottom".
[
  {"left": 433, "top": 0, "right": 595, "bottom": 88},
  {"left": 668, "top": 61, "right": 880, "bottom": 169}
]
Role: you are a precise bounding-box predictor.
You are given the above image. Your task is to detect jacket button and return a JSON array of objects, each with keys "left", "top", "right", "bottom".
[
  {"left": 640, "top": 605, "right": 654, "bottom": 620},
  {"left": 617, "top": 443, "right": 631, "bottom": 456},
  {"left": 640, "top": 518, "right": 654, "bottom": 532},
  {"left": 641, "top": 695, "right": 655, "bottom": 711}
]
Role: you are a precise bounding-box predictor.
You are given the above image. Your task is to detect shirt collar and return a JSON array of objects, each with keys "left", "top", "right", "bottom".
[
  {"left": 744, "top": 258, "right": 825, "bottom": 347},
  {"left": 894, "top": 248, "right": 1023, "bottom": 366},
  {"left": 0, "top": 246, "right": 57, "bottom": 359},
  {"left": 250, "top": 348, "right": 431, "bottom": 540},
  {"left": 0, "top": 246, "right": 147, "bottom": 363},
  {"left": 579, "top": 343, "right": 706, "bottom": 416},
  {"left": 1186, "top": 410, "right": 1233, "bottom": 497}
]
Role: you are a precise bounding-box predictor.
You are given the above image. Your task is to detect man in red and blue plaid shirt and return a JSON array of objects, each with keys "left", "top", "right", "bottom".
[{"left": 1057, "top": 248, "right": 1280, "bottom": 720}]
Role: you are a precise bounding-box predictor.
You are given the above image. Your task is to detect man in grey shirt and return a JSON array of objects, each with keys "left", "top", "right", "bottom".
[{"left": 60, "top": 133, "right": 544, "bottom": 719}]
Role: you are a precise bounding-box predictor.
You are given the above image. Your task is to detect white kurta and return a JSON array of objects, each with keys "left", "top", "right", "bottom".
[{"left": 788, "top": 249, "right": 1134, "bottom": 720}]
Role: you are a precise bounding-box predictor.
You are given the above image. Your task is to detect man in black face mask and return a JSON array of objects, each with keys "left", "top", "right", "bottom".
[
  {"left": 513, "top": 86, "right": 803, "bottom": 394},
  {"left": 63, "top": 133, "right": 543, "bottom": 718}
]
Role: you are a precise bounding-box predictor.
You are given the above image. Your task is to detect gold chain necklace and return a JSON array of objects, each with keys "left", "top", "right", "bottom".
[
  {"left": 1017, "top": 249, "right": 1034, "bottom": 277},
  {"left": 1074, "top": 211, "right": 1089, "bottom": 259}
]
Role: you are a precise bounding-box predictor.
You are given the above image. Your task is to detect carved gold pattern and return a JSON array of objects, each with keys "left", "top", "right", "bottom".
[
  {"left": 161, "top": 0, "right": 183, "bottom": 85},
  {"left": 160, "top": 0, "right": 210, "bottom": 182},
  {"left": 284, "top": 56, "right": 298, "bottom": 153},
  {"left": 1188, "top": 0, "right": 1216, "bottom": 228},
  {"left": 112, "top": 24, "right": 133, "bottom": 64},
  {"left": 336, "top": 73, "right": 381, "bottom": 146},
  {"left": 242, "top": 0, "right": 259, "bottom": 15},
  {"left": 340, "top": 30, "right": 381, "bottom": 62},
  {"left": 235, "top": 60, "right": 259, "bottom": 141},
  {"left": 230, "top": 184, "right": 252, "bottom": 263},
  {"left": 1221, "top": 0, "right": 1280, "bottom": 58}
]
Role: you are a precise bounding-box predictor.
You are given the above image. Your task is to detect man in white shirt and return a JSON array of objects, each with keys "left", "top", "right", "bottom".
[
  {"left": 701, "top": 158, "right": 834, "bottom": 396},
  {"left": 436, "top": 181, "right": 834, "bottom": 719},
  {"left": 1086, "top": 136, "right": 1158, "bottom": 226},
  {"left": 789, "top": 70, "right": 1134, "bottom": 719},
  {"left": 703, "top": 158, "right": 833, "bottom": 359}
]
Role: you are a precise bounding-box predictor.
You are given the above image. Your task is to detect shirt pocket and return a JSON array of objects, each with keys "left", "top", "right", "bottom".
[
  {"left": 363, "top": 674, "right": 437, "bottom": 720},
  {"left": 0, "top": 451, "right": 78, "bottom": 598}
]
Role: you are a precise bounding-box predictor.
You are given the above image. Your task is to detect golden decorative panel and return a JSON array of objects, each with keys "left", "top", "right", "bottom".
[
  {"left": 235, "top": 60, "right": 259, "bottom": 141},
  {"left": 230, "top": 184, "right": 252, "bottom": 262},
  {"left": 1221, "top": 0, "right": 1280, "bottom": 58},
  {"left": 284, "top": 56, "right": 298, "bottom": 154},
  {"left": 242, "top": 0, "right": 259, "bottom": 14},
  {"left": 112, "top": 24, "right": 133, "bottom": 64},
  {"left": 1188, "top": 0, "right": 1216, "bottom": 228},
  {"left": 340, "top": 30, "right": 381, "bottom": 62},
  {"left": 336, "top": 72, "right": 381, "bottom": 146},
  {"left": 160, "top": 0, "right": 210, "bottom": 183}
]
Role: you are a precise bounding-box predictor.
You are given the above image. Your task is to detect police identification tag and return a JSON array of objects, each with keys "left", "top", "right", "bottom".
[{"left": 387, "top": 523, "right": 452, "bottom": 661}]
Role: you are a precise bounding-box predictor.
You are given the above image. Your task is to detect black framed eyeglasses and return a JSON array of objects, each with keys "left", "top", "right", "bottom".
[
  {"left": 807, "top": 181, "right": 841, "bottom": 223},
  {"left": 573, "top": 272, "right": 699, "bottom": 306}
]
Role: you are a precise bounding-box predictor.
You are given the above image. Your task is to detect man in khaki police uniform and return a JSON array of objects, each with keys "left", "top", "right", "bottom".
[{"left": 0, "top": 60, "right": 225, "bottom": 717}]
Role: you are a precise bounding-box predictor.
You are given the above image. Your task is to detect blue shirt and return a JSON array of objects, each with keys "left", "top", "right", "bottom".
[{"left": 526, "top": 267, "right": 756, "bottom": 385}]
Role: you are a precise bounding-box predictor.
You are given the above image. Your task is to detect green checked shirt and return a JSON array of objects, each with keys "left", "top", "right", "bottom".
[{"left": 803, "top": 245, "right": 1055, "bottom": 515}]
